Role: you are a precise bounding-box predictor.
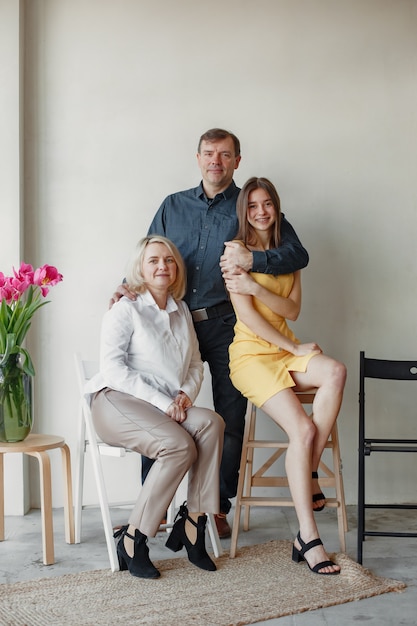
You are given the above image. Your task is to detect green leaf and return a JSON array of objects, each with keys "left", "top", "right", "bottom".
[
  {"left": 0, "top": 336, "right": 15, "bottom": 370},
  {"left": 19, "top": 348, "right": 36, "bottom": 376}
]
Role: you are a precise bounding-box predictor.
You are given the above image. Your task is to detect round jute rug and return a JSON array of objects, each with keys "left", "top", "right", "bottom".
[{"left": 0, "top": 540, "right": 406, "bottom": 626}]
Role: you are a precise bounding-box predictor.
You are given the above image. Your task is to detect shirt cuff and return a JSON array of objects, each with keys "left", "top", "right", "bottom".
[
  {"left": 251, "top": 250, "right": 267, "bottom": 273},
  {"left": 152, "top": 394, "right": 173, "bottom": 414}
]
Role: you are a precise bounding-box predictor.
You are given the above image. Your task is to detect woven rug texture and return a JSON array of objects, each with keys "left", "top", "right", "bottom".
[{"left": 0, "top": 540, "right": 406, "bottom": 626}]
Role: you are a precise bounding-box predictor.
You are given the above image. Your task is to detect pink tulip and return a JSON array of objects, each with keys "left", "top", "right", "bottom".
[
  {"left": 33, "top": 265, "right": 64, "bottom": 297},
  {"left": 13, "top": 263, "right": 34, "bottom": 283},
  {"left": 0, "top": 276, "right": 14, "bottom": 303},
  {"left": 9, "top": 276, "right": 31, "bottom": 298},
  {"left": 1, "top": 262, "right": 63, "bottom": 372}
]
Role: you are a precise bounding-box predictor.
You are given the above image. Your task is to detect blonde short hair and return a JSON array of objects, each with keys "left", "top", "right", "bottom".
[{"left": 125, "top": 235, "right": 186, "bottom": 300}]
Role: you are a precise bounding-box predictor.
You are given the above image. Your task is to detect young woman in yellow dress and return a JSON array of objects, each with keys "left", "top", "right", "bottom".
[{"left": 223, "top": 177, "right": 346, "bottom": 575}]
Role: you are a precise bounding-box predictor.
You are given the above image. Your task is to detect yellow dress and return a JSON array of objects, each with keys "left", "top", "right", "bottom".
[{"left": 229, "top": 272, "right": 316, "bottom": 408}]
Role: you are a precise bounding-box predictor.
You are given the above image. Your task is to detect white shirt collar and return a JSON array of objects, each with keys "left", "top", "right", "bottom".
[{"left": 139, "top": 289, "right": 179, "bottom": 314}]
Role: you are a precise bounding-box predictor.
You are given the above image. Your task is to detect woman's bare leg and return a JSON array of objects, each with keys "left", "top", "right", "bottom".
[
  {"left": 262, "top": 388, "right": 340, "bottom": 573},
  {"left": 292, "top": 354, "right": 346, "bottom": 510}
]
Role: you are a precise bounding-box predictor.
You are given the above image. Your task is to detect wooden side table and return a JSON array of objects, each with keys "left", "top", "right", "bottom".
[{"left": 0, "top": 433, "right": 75, "bottom": 565}]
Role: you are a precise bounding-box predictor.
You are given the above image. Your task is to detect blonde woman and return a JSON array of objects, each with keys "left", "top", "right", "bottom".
[{"left": 86, "top": 236, "right": 224, "bottom": 578}]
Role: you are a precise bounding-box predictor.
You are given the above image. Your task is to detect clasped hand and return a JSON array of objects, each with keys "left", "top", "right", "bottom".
[{"left": 166, "top": 391, "right": 192, "bottom": 423}]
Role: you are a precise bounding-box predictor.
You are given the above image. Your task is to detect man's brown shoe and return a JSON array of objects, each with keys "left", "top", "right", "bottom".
[
  {"left": 157, "top": 515, "right": 168, "bottom": 532},
  {"left": 214, "top": 513, "right": 231, "bottom": 539}
]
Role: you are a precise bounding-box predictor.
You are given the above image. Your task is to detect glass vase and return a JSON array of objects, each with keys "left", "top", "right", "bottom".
[{"left": 0, "top": 354, "right": 33, "bottom": 443}]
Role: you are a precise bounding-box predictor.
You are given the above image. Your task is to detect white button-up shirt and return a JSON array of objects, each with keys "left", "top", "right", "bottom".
[{"left": 85, "top": 290, "right": 203, "bottom": 413}]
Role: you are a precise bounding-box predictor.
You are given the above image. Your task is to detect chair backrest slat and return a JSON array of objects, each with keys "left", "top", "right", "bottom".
[{"left": 361, "top": 352, "right": 417, "bottom": 381}]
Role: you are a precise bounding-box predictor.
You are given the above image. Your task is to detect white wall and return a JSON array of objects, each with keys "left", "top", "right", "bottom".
[
  {"left": 1, "top": 0, "right": 30, "bottom": 515},
  {"left": 2, "top": 0, "right": 416, "bottom": 511}
]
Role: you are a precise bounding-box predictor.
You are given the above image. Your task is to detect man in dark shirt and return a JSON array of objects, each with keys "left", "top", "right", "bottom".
[{"left": 113, "top": 128, "right": 309, "bottom": 538}]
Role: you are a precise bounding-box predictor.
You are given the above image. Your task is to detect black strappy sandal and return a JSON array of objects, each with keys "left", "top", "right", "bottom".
[
  {"left": 312, "top": 471, "right": 326, "bottom": 512},
  {"left": 292, "top": 531, "right": 340, "bottom": 575}
]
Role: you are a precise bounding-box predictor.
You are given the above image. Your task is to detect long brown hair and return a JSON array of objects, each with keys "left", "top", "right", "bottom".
[{"left": 235, "top": 177, "right": 282, "bottom": 249}]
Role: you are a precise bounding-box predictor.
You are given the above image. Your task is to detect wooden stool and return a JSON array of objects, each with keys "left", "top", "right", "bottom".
[
  {"left": 230, "top": 391, "right": 348, "bottom": 557},
  {"left": 0, "top": 433, "right": 75, "bottom": 565}
]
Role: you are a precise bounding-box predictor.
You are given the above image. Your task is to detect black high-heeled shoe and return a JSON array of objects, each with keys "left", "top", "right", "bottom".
[
  {"left": 165, "top": 502, "right": 216, "bottom": 571},
  {"left": 292, "top": 531, "right": 340, "bottom": 575},
  {"left": 113, "top": 526, "right": 160, "bottom": 578},
  {"left": 312, "top": 471, "right": 326, "bottom": 512}
]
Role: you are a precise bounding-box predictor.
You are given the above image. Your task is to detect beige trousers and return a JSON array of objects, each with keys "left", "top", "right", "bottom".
[{"left": 90, "top": 388, "right": 224, "bottom": 537}]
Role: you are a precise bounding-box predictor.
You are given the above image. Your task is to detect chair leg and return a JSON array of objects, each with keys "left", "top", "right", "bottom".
[
  {"left": 329, "top": 423, "right": 348, "bottom": 552},
  {"left": 357, "top": 446, "right": 365, "bottom": 564},
  {"left": 207, "top": 514, "right": 223, "bottom": 557},
  {"left": 229, "top": 499, "right": 242, "bottom": 559},
  {"left": 74, "top": 403, "right": 86, "bottom": 544},
  {"left": 30, "top": 451, "right": 55, "bottom": 565},
  {"left": 60, "top": 444, "right": 75, "bottom": 544},
  {"left": 243, "top": 404, "right": 257, "bottom": 532},
  {"left": 229, "top": 404, "right": 254, "bottom": 558},
  {"left": 84, "top": 410, "right": 119, "bottom": 572}
]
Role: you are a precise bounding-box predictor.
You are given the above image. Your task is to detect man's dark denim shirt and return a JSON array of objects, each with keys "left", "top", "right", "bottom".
[{"left": 148, "top": 181, "right": 309, "bottom": 311}]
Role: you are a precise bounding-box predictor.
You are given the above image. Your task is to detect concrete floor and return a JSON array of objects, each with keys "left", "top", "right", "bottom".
[{"left": 1, "top": 505, "right": 416, "bottom": 625}]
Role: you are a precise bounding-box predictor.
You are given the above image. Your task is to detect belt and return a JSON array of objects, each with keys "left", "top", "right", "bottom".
[{"left": 191, "top": 301, "right": 234, "bottom": 323}]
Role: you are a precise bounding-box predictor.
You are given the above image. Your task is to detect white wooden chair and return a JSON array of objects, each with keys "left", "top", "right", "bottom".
[{"left": 74, "top": 353, "right": 222, "bottom": 572}]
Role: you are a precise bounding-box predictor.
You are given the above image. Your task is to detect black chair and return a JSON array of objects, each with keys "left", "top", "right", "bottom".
[{"left": 357, "top": 351, "right": 417, "bottom": 563}]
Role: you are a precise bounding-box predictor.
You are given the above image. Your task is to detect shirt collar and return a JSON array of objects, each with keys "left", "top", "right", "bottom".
[
  {"left": 196, "top": 180, "right": 239, "bottom": 202},
  {"left": 140, "top": 289, "right": 179, "bottom": 313}
]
